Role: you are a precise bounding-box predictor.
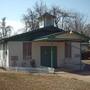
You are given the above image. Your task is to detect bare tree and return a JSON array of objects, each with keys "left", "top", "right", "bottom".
[
  {"left": 23, "top": 9, "right": 38, "bottom": 31},
  {"left": 50, "top": 6, "right": 62, "bottom": 27},
  {"left": 34, "top": 1, "right": 47, "bottom": 17},
  {"left": 84, "top": 24, "right": 90, "bottom": 36},
  {"left": 49, "top": 6, "right": 72, "bottom": 29},
  {"left": 0, "top": 17, "right": 12, "bottom": 38},
  {"left": 22, "top": 1, "right": 47, "bottom": 31},
  {"left": 58, "top": 12, "right": 87, "bottom": 34},
  {"left": 22, "top": 1, "right": 87, "bottom": 34},
  {"left": 51, "top": 6, "right": 87, "bottom": 33}
]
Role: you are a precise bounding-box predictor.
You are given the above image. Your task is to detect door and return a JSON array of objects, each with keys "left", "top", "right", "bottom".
[
  {"left": 41, "top": 46, "right": 51, "bottom": 67},
  {"left": 52, "top": 46, "right": 57, "bottom": 68},
  {"left": 41, "top": 46, "right": 57, "bottom": 68}
]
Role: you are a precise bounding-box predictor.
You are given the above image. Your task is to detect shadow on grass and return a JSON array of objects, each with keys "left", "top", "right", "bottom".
[{"left": 55, "top": 63, "right": 90, "bottom": 76}]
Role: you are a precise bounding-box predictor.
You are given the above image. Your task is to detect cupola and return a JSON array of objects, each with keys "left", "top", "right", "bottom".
[{"left": 38, "top": 13, "right": 55, "bottom": 28}]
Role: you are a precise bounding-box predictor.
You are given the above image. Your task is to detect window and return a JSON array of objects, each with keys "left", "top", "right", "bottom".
[
  {"left": 65, "top": 42, "right": 71, "bottom": 58},
  {"left": 23, "top": 42, "right": 32, "bottom": 60},
  {"left": 11, "top": 56, "right": 18, "bottom": 61},
  {"left": 11, "top": 56, "right": 18, "bottom": 67}
]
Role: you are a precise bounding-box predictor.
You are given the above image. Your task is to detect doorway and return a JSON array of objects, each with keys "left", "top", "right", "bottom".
[{"left": 41, "top": 46, "right": 57, "bottom": 68}]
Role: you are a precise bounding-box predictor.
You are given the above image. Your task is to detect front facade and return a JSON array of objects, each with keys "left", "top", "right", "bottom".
[
  {"left": 0, "top": 31, "right": 87, "bottom": 70},
  {"left": 0, "top": 13, "right": 88, "bottom": 71},
  {"left": 0, "top": 40, "right": 81, "bottom": 70}
]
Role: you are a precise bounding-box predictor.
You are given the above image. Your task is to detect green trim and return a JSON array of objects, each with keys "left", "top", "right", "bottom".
[{"left": 34, "top": 31, "right": 89, "bottom": 42}]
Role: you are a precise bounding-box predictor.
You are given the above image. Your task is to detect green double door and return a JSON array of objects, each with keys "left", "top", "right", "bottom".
[{"left": 41, "top": 46, "right": 57, "bottom": 68}]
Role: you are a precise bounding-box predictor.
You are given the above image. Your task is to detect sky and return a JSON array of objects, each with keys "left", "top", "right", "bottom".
[{"left": 0, "top": 0, "right": 90, "bottom": 33}]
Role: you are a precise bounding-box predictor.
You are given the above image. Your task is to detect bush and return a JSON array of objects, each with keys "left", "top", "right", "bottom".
[{"left": 30, "top": 59, "right": 36, "bottom": 67}]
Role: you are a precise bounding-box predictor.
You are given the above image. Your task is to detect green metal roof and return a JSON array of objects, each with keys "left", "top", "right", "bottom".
[{"left": 0, "top": 26, "right": 89, "bottom": 43}]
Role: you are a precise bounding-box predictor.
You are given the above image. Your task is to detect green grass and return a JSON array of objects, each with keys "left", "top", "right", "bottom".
[{"left": 0, "top": 72, "right": 90, "bottom": 90}]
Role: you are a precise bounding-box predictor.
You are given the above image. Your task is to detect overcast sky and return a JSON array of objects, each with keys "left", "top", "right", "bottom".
[{"left": 0, "top": 0, "right": 90, "bottom": 32}]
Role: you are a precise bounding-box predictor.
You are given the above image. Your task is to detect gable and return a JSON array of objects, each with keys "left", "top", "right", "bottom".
[
  {"left": 34, "top": 32, "right": 88, "bottom": 42},
  {"left": 55, "top": 32, "right": 83, "bottom": 40}
]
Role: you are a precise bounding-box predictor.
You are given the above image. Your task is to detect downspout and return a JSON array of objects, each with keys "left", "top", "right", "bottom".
[
  {"left": 2, "top": 42, "right": 4, "bottom": 67},
  {"left": 51, "top": 46, "right": 53, "bottom": 68},
  {"left": 1, "top": 43, "right": 3, "bottom": 67},
  {"left": 80, "top": 41, "right": 82, "bottom": 71}
]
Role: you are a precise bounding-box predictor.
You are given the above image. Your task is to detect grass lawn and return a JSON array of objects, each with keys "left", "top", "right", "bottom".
[{"left": 0, "top": 72, "right": 90, "bottom": 90}]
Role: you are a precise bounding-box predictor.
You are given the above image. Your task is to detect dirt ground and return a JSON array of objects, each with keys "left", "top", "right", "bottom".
[{"left": 0, "top": 70, "right": 90, "bottom": 90}]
